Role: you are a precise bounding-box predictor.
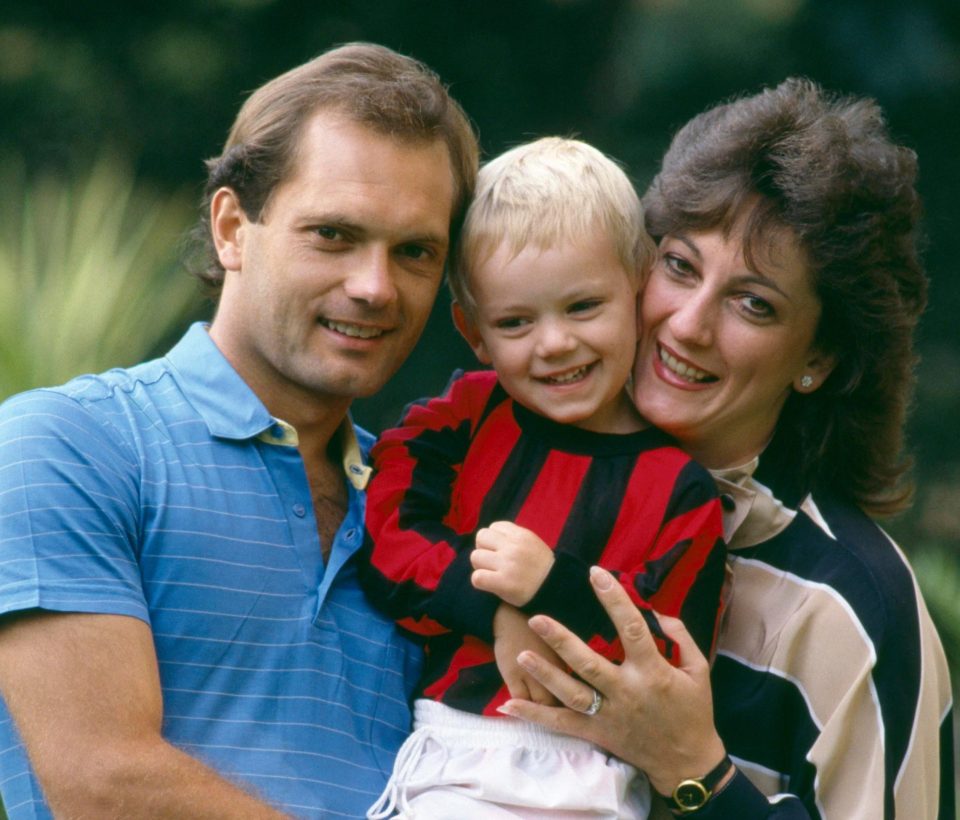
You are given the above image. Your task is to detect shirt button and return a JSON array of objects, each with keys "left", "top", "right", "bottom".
[{"left": 292, "top": 503, "right": 306, "bottom": 517}]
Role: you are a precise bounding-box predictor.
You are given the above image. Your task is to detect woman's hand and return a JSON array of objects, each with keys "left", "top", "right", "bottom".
[
  {"left": 497, "top": 566, "right": 727, "bottom": 797},
  {"left": 492, "top": 603, "right": 562, "bottom": 705}
]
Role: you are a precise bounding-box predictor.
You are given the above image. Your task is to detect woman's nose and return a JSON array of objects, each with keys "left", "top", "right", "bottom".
[{"left": 669, "top": 293, "right": 715, "bottom": 348}]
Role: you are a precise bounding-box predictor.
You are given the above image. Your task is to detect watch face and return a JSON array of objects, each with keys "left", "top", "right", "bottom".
[{"left": 675, "top": 781, "right": 709, "bottom": 809}]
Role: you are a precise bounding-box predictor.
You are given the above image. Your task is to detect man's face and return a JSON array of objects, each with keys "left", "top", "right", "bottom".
[{"left": 209, "top": 112, "right": 455, "bottom": 418}]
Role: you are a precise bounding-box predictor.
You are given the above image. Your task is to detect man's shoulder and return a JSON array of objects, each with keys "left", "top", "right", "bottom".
[{"left": 0, "top": 356, "right": 175, "bottom": 442}]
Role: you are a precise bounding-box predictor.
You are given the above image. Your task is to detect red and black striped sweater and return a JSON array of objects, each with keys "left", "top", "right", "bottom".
[{"left": 361, "top": 370, "right": 726, "bottom": 717}]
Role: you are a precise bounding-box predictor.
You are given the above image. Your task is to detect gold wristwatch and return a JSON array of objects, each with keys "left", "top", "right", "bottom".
[{"left": 667, "top": 754, "right": 734, "bottom": 814}]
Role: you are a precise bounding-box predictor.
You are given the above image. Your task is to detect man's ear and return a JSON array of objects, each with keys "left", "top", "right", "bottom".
[
  {"left": 794, "top": 348, "right": 838, "bottom": 393},
  {"left": 451, "top": 302, "right": 492, "bottom": 365},
  {"left": 210, "top": 187, "right": 247, "bottom": 273}
]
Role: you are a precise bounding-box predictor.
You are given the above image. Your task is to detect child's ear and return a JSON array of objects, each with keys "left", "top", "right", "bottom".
[{"left": 451, "top": 302, "right": 492, "bottom": 365}]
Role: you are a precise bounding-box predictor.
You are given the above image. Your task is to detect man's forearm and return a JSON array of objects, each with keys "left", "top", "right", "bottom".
[{"left": 42, "top": 736, "right": 291, "bottom": 820}]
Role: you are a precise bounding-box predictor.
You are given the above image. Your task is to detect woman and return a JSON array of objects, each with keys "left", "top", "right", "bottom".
[{"left": 497, "top": 78, "right": 954, "bottom": 818}]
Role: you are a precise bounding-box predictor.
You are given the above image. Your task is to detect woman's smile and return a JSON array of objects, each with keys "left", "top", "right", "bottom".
[{"left": 655, "top": 343, "right": 717, "bottom": 386}]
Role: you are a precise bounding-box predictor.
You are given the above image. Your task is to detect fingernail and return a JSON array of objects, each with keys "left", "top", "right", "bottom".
[
  {"left": 496, "top": 702, "right": 517, "bottom": 716},
  {"left": 517, "top": 651, "right": 535, "bottom": 670},
  {"left": 590, "top": 565, "right": 614, "bottom": 590},
  {"left": 528, "top": 615, "right": 549, "bottom": 635}
]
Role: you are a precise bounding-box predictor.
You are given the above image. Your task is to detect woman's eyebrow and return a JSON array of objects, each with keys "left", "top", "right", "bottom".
[
  {"left": 673, "top": 232, "right": 794, "bottom": 301},
  {"left": 671, "top": 233, "right": 703, "bottom": 260},
  {"left": 736, "top": 271, "right": 791, "bottom": 301}
]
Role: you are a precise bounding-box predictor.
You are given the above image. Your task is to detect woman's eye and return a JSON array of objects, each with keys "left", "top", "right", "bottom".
[
  {"left": 739, "top": 294, "right": 775, "bottom": 319},
  {"left": 664, "top": 254, "right": 695, "bottom": 277}
]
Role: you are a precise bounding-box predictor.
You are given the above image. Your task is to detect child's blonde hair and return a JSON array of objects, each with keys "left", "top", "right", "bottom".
[{"left": 450, "top": 136, "right": 655, "bottom": 317}]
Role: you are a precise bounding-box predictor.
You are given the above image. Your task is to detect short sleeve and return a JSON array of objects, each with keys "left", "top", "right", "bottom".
[{"left": 0, "top": 388, "right": 148, "bottom": 622}]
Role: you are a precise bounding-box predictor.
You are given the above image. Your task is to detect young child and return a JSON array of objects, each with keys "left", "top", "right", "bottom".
[{"left": 362, "top": 137, "right": 725, "bottom": 819}]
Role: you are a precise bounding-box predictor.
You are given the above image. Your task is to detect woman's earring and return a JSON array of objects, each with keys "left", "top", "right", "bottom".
[{"left": 800, "top": 375, "right": 814, "bottom": 389}]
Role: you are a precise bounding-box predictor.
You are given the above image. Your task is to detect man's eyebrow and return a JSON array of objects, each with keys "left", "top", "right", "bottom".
[
  {"left": 301, "top": 213, "right": 362, "bottom": 231},
  {"left": 298, "top": 214, "right": 448, "bottom": 247},
  {"left": 406, "top": 231, "right": 449, "bottom": 248}
]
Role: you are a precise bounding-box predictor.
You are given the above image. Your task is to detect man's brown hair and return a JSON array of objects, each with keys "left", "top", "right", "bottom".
[{"left": 193, "top": 42, "right": 479, "bottom": 297}]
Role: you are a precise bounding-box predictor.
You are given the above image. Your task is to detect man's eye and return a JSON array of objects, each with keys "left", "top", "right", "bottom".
[
  {"left": 399, "top": 243, "right": 430, "bottom": 260},
  {"left": 315, "top": 226, "right": 343, "bottom": 241}
]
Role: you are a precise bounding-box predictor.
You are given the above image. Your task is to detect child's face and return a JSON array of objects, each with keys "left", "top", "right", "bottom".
[{"left": 456, "top": 233, "right": 642, "bottom": 433}]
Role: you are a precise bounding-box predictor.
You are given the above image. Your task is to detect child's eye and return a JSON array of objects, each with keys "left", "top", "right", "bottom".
[
  {"left": 568, "top": 299, "right": 602, "bottom": 314},
  {"left": 495, "top": 316, "right": 529, "bottom": 330}
]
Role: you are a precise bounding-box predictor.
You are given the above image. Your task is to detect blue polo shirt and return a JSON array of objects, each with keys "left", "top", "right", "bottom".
[{"left": 0, "top": 323, "right": 423, "bottom": 819}]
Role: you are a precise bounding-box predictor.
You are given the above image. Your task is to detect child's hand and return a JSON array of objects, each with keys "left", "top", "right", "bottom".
[
  {"left": 493, "top": 604, "right": 562, "bottom": 706},
  {"left": 470, "top": 521, "right": 554, "bottom": 607}
]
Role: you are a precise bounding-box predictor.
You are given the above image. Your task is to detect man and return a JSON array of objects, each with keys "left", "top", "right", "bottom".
[{"left": 0, "top": 43, "right": 478, "bottom": 818}]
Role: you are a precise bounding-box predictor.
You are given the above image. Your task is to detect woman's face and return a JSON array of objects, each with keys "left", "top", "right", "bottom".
[{"left": 632, "top": 225, "right": 835, "bottom": 469}]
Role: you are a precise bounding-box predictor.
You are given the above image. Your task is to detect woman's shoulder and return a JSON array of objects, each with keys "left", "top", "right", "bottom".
[{"left": 730, "top": 488, "right": 924, "bottom": 653}]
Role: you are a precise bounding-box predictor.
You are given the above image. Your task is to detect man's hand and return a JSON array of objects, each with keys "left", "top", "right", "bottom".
[
  {"left": 470, "top": 521, "right": 555, "bottom": 606},
  {"left": 492, "top": 604, "right": 562, "bottom": 705}
]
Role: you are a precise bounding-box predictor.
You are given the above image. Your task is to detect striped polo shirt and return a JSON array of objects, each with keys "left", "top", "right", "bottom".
[{"left": 0, "top": 322, "right": 422, "bottom": 819}]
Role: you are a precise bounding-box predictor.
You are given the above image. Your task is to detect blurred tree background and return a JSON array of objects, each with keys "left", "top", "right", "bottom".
[{"left": 0, "top": 0, "right": 958, "bottom": 806}]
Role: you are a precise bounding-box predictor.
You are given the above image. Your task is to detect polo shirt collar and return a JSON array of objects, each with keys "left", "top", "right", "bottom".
[
  {"left": 166, "top": 322, "right": 274, "bottom": 440},
  {"left": 165, "top": 323, "right": 372, "bottom": 490}
]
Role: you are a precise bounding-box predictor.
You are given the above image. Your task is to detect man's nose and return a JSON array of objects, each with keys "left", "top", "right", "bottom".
[{"left": 343, "top": 247, "right": 397, "bottom": 307}]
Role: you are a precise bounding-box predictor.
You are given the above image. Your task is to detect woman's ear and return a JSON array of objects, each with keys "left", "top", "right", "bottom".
[
  {"left": 451, "top": 302, "right": 492, "bottom": 365},
  {"left": 210, "top": 187, "right": 246, "bottom": 273},
  {"left": 794, "top": 348, "right": 838, "bottom": 393}
]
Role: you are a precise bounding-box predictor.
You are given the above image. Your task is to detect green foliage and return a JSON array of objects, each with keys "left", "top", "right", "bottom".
[
  {"left": 911, "top": 541, "right": 960, "bottom": 817},
  {"left": 0, "top": 155, "right": 200, "bottom": 400},
  {"left": 912, "top": 544, "right": 960, "bottom": 674}
]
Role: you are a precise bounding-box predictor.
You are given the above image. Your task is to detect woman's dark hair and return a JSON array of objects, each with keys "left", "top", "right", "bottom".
[
  {"left": 643, "top": 77, "right": 927, "bottom": 516},
  {"left": 192, "top": 42, "right": 479, "bottom": 297}
]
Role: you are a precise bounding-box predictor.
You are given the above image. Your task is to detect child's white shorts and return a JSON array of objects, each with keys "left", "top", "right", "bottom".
[{"left": 367, "top": 698, "right": 651, "bottom": 819}]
